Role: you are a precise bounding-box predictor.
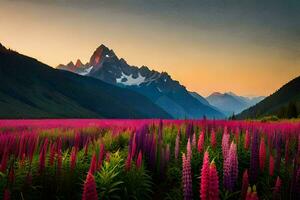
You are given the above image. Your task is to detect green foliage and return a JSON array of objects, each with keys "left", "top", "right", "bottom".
[
  {"left": 123, "top": 167, "right": 153, "bottom": 200},
  {"left": 95, "top": 151, "right": 124, "bottom": 200}
]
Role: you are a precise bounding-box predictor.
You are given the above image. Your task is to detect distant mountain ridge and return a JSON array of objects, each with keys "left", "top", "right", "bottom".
[
  {"left": 58, "top": 44, "right": 225, "bottom": 119},
  {"left": 0, "top": 43, "right": 171, "bottom": 119},
  {"left": 238, "top": 76, "right": 300, "bottom": 119},
  {"left": 206, "top": 92, "right": 265, "bottom": 116}
]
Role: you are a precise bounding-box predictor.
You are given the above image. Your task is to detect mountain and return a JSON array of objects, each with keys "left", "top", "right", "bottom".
[
  {"left": 206, "top": 92, "right": 265, "bottom": 116},
  {"left": 58, "top": 44, "right": 225, "bottom": 119},
  {"left": 238, "top": 76, "right": 300, "bottom": 119},
  {"left": 227, "top": 92, "right": 265, "bottom": 107},
  {"left": 0, "top": 43, "right": 171, "bottom": 119},
  {"left": 189, "top": 91, "right": 210, "bottom": 106}
]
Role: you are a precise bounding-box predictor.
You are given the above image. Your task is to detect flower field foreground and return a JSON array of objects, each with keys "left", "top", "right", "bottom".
[{"left": 0, "top": 119, "right": 299, "bottom": 200}]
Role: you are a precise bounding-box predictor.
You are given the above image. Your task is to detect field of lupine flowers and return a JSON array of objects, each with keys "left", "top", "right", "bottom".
[{"left": 0, "top": 119, "right": 300, "bottom": 200}]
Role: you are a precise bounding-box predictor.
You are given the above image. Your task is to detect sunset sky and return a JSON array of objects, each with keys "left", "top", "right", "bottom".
[{"left": 1, "top": 0, "right": 299, "bottom": 97}]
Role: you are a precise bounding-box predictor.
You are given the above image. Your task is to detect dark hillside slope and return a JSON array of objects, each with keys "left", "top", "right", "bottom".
[
  {"left": 0, "top": 43, "right": 171, "bottom": 119},
  {"left": 238, "top": 76, "right": 300, "bottom": 119}
]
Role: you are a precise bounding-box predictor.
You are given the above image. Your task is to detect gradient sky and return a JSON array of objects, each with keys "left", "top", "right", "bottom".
[{"left": 0, "top": 0, "right": 299, "bottom": 97}]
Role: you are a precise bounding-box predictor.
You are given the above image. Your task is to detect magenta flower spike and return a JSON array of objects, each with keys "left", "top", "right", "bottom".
[
  {"left": 200, "top": 151, "right": 210, "bottom": 200},
  {"left": 89, "top": 152, "right": 97, "bottom": 174},
  {"left": 222, "top": 129, "right": 230, "bottom": 158},
  {"left": 209, "top": 161, "right": 220, "bottom": 200},
  {"left": 82, "top": 172, "right": 98, "bottom": 200},
  {"left": 70, "top": 147, "right": 77, "bottom": 171},
  {"left": 273, "top": 176, "right": 281, "bottom": 199},
  {"left": 197, "top": 131, "right": 204, "bottom": 153}
]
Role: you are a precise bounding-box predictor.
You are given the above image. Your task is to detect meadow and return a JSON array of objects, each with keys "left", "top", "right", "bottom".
[{"left": 0, "top": 119, "right": 299, "bottom": 200}]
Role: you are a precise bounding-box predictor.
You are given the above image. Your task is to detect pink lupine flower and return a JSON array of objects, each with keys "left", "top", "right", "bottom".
[
  {"left": 209, "top": 161, "right": 219, "bottom": 200},
  {"left": 241, "top": 170, "right": 249, "bottom": 200},
  {"left": 182, "top": 153, "right": 192, "bottom": 200},
  {"left": 39, "top": 139, "right": 48, "bottom": 173},
  {"left": 269, "top": 155, "right": 275, "bottom": 176},
  {"left": 200, "top": 151, "right": 210, "bottom": 200},
  {"left": 82, "top": 172, "right": 98, "bottom": 200},
  {"left": 211, "top": 129, "right": 217, "bottom": 149},
  {"left": 89, "top": 153, "right": 97, "bottom": 174},
  {"left": 70, "top": 147, "right": 77, "bottom": 171},
  {"left": 273, "top": 176, "right": 281, "bottom": 199},
  {"left": 175, "top": 132, "right": 180, "bottom": 160},
  {"left": 136, "top": 150, "right": 142, "bottom": 169},
  {"left": 197, "top": 131, "right": 204, "bottom": 153},
  {"left": 244, "top": 130, "right": 250, "bottom": 150},
  {"left": 223, "top": 142, "right": 238, "bottom": 192},
  {"left": 259, "top": 138, "right": 266, "bottom": 171},
  {"left": 192, "top": 132, "right": 196, "bottom": 148},
  {"left": 222, "top": 129, "right": 230, "bottom": 158}
]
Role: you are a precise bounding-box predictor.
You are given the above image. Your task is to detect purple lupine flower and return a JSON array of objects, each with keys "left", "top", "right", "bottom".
[
  {"left": 149, "top": 135, "right": 157, "bottom": 169},
  {"left": 182, "top": 153, "right": 193, "bottom": 200},
  {"left": 250, "top": 131, "right": 259, "bottom": 184},
  {"left": 223, "top": 142, "right": 238, "bottom": 192},
  {"left": 187, "top": 138, "right": 192, "bottom": 161}
]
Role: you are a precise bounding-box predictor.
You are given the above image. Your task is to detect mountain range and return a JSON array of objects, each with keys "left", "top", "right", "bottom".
[
  {"left": 0, "top": 43, "right": 171, "bottom": 119},
  {"left": 238, "top": 76, "right": 300, "bottom": 119},
  {"left": 206, "top": 92, "right": 265, "bottom": 116},
  {"left": 2, "top": 41, "right": 292, "bottom": 120},
  {"left": 57, "top": 44, "right": 225, "bottom": 119}
]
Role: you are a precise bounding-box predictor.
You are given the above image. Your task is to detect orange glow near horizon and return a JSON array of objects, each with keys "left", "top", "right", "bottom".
[{"left": 0, "top": 1, "right": 299, "bottom": 97}]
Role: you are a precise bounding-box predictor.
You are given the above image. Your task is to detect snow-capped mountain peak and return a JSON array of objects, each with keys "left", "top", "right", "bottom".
[{"left": 57, "top": 44, "right": 225, "bottom": 119}]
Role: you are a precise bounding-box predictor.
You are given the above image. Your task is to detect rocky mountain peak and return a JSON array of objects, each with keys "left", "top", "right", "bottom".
[
  {"left": 67, "top": 61, "right": 75, "bottom": 68},
  {"left": 75, "top": 59, "right": 84, "bottom": 68},
  {"left": 89, "top": 44, "right": 116, "bottom": 66}
]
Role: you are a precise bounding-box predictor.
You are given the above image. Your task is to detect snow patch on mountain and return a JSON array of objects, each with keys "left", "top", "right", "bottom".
[
  {"left": 78, "top": 66, "right": 93, "bottom": 75},
  {"left": 116, "top": 72, "right": 146, "bottom": 86}
]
